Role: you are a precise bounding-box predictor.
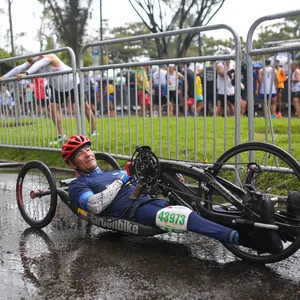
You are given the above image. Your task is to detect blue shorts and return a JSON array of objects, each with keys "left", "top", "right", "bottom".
[
  {"left": 260, "top": 93, "right": 276, "bottom": 99},
  {"left": 196, "top": 95, "right": 204, "bottom": 102}
]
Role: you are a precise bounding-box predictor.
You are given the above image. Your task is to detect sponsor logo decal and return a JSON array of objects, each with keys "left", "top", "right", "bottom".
[
  {"left": 77, "top": 208, "right": 88, "bottom": 221},
  {"left": 91, "top": 216, "right": 139, "bottom": 234}
]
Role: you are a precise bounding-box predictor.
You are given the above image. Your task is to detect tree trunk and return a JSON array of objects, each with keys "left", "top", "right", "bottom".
[{"left": 8, "top": 0, "right": 14, "bottom": 57}]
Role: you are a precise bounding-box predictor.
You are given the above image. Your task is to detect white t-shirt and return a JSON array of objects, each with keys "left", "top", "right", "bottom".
[
  {"left": 217, "top": 62, "right": 234, "bottom": 95},
  {"left": 153, "top": 69, "right": 167, "bottom": 87},
  {"left": 168, "top": 73, "right": 176, "bottom": 91},
  {"left": 0, "top": 90, "right": 11, "bottom": 105},
  {"left": 27, "top": 58, "right": 79, "bottom": 92},
  {"left": 259, "top": 66, "right": 276, "bottom": 95},
  {"left": 292, "top": 70, "right": 300, "bottom": 92},
  {"left": 4, "top": 58, "right": 79, "bottom": 92}
]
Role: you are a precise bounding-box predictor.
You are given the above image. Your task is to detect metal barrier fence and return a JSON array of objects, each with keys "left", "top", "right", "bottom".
[
  {"left": 0, "top": 47, "right": 82, "bottom": 151},
  {"left": 246, "top": 9, "right": 300, "bottom": 156},
  {"left": 0, "top": 10, "right": 299, "bottom": 163},
  {"left": 79, "top": 24, "right": 241, "bottom": 162}
]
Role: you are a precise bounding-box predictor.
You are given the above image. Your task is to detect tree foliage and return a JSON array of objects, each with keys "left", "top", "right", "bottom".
[
  {"left": 0, "top": 48, "right": 14, "bottom": 75},
  {"left": 108, "top": 22, "right": 157, "bottom": 62},
  {"left": 201, "top": 36, "right": 237, "bottom": 55},
  {"left": 36, "top": 0, "right": 56, "bottom": 52},
  {"left": 107, "top": 21, "right": 244, "bottom": 62},
  {"left": 253, "top": 16, "right": 300, "bottom": 49},
  {"left": 128, "top": 0, "right": 225, "bottom": 59},
  {"left": 37, "top": 0, "right": 93, "bottom": 59}
]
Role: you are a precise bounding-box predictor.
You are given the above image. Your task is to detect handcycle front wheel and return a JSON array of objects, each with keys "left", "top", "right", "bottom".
[
  {"left": 212, "top": 142, "right": 300, "bottom": 264},
  {"left": 16, "top": 161, "right": 57, "bottom": 228}
]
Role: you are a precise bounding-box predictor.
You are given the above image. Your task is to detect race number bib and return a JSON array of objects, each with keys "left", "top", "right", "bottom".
[{"left": 156, "top": 206, "right": 192, "bottom": 232}]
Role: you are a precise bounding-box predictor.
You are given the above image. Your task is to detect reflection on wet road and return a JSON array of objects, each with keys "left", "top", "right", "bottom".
[{"left": 0, "top": 170, "right": 300, "bottom": 299}]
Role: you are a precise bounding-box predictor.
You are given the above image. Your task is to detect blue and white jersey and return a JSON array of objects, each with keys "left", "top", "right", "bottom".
[
  {"left": 68, "top": 168, "right": 151, "bottom": 218},
  {"left": 68, "top": 168, "right": 235, "bottom": 244}
]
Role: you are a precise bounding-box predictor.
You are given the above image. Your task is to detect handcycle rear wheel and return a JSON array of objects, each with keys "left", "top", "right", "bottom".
[
  {"left": 16, "top": 161, "right": 57, "bottom": 228},
  {"left": 212, "top": 142, "right": 300, "bottom": 263}
]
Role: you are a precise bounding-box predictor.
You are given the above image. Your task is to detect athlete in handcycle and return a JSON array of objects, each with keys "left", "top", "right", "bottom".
[{"left": 16, "top": 135, "right": 300, "bottom": 264}]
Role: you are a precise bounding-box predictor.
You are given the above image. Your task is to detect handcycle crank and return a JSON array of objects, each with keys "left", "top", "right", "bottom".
[{"left": 129, "top": 145, "right": 161, "bottom": 199}]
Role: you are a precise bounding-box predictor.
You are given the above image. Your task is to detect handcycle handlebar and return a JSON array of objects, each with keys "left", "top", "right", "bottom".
[{"left": 129, "top": 183, "right": 143, "bottom": 199}]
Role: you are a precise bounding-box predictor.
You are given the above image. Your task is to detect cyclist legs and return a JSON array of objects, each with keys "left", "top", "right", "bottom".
[{"left": 135, "top": 200, "right": 238, "bottom": 244}]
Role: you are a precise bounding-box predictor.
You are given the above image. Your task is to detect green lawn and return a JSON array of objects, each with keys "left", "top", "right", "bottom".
[
  {"left": 84, "top": 115, "right": 300, "bottom": 162},
  {"left": 1, "top": 115, "right": 300, "bottom": 168}
]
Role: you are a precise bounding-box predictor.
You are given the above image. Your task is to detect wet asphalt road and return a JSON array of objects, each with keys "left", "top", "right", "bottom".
[{"left": 0, "top": 169, "right": 300, "bottom": 300}]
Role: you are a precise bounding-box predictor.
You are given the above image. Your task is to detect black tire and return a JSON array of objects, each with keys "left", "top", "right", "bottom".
[
  {"left": 212, "top": 142, "right": 300, "bottom": 264},
  {"left": 16, "top": 161, "right": 57, "bottom": 228}
]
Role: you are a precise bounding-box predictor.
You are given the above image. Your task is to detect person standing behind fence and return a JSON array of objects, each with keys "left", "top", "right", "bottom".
[
  {"left": 137, "top": 66, "right": 151, "bottom": 117},
  {"left": 229, "top": 62, "right": 248, "bottom": 116},
  {"left": 195, "top": 65, "right": 204, "bottom": 116},
  {"left": 258, "top": 59, "right": 278, "bottom": 119},
  {"left": 34, "top": 77, "right": 47, "bottom": 117},
  {"left": 291, "top": 61, "right": 300, "bottom": 117},
  {"left": 253, "top": 64, "right": 260, "bottom": 96},
  {"left": 25, "top": 83, "right": 34, "bottom": 116},
  {"left": 204, "top": 61, "right": 216, "bottom": 116},
  {"left": 153, "top": 65, "right": 168, "bottom": 117},
  {"left": 0, "top": 53, "right": 97, "bottom": 145},
  {"left": 275, "top": 59, "right": 286, "bottom": 118},
  {"left": 0, "top": 84, "right": 12, "bottom": 117},
  {"left": 103, "top": 79, "right": 115, "bottom": 117},
  {"left": 181, "top": 63, "right": 195, "bottom": 116},
  {"left": 167, "top": 64, "right": 183, "bottom": 117},
  {"left": 216, "top": 59, "right": 235, "bottom": 116},
  {"left": 85, "top": 77, "right": 98, "bottom": 116}
]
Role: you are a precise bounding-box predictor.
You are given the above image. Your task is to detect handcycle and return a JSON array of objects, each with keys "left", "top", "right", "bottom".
[{"left": 16, "top": 142, "right": 300, "bottom": 264}]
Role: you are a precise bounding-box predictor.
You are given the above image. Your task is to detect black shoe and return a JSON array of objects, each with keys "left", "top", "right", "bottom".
[
  {"left": 287, "top": 191, "right": 300, "bottom": 216},
  {"left": 278, "top": 193, "right": 300, "bottom": 242},
  {"left": 239, "top": 230, "right": 283, "bottom": 254},
  {"left": 239, "top": 199, "right": 283, "bottom": 254},
  {"left": 251, "top": 230, "right": 283, "bottom": 254}
]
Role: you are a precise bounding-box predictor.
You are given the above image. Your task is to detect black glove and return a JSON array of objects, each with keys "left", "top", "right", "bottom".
[{"left": 227, "top": 69, "right": 235, "bottom": 79}]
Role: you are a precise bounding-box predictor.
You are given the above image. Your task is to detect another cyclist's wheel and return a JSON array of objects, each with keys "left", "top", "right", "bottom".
[
  {"left": 212, "top": 142, "right": 300, "bottom": 263},
  {"left": 16, "top": 161, "right": 57, "bottom": 228}
]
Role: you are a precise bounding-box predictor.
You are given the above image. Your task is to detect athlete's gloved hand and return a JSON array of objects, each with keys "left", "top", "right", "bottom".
[{"left": 117, "top": 171, "right": 131, "bottom": 185}]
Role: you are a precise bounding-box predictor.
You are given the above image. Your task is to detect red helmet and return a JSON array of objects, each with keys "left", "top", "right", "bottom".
[{"left": 62, "top": 135, "right": 91, "bottom": 164}]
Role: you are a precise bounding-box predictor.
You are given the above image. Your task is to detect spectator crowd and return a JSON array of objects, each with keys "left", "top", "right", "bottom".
[{"left": 1, "top": 56, "right": 300, "bottom": 120}]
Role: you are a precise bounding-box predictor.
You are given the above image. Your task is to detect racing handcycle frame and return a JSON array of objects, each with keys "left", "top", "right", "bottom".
[{"left": 16, "top": 142, "right": 300, "bottom": 264}]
